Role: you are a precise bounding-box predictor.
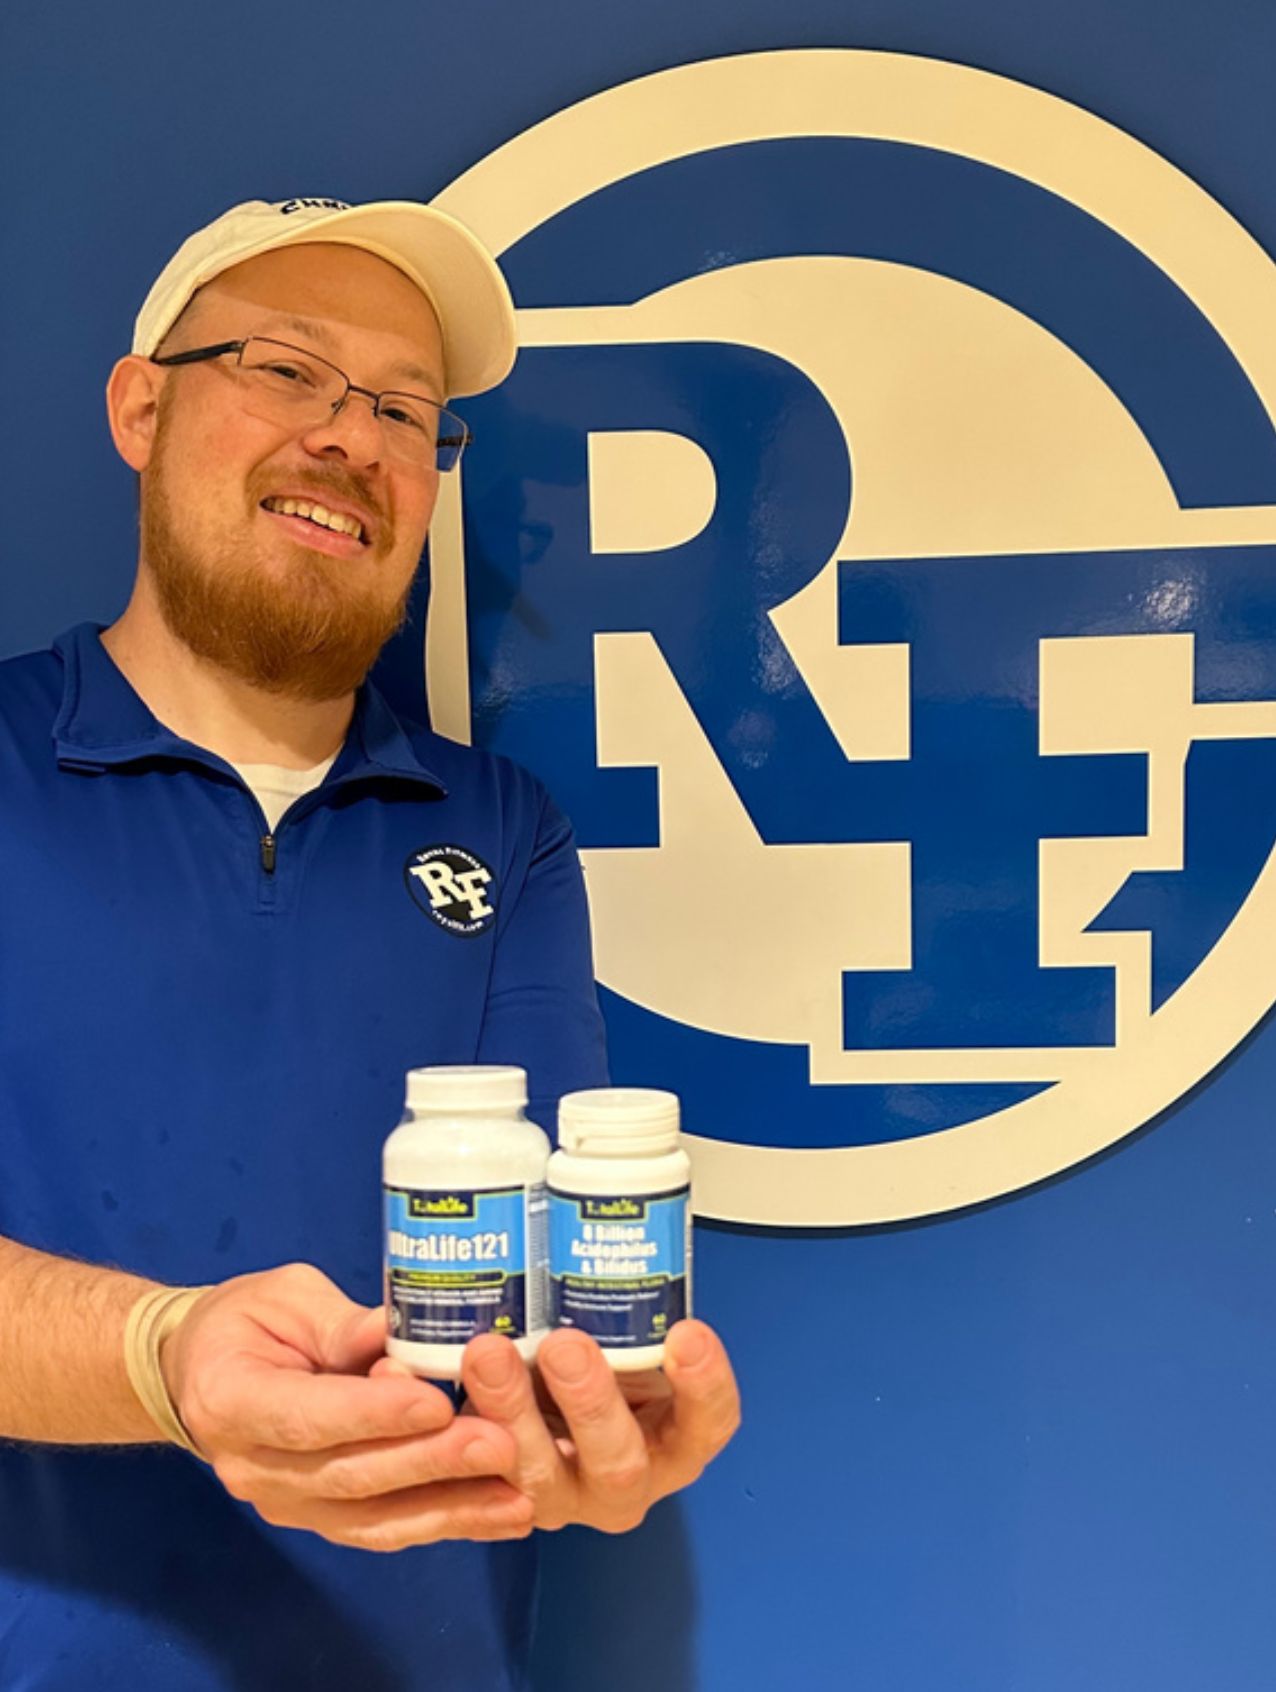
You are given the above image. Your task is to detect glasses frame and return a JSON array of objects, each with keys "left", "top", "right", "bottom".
[{"left": 150, "top": 336, "right": 471, "bottom": 472}]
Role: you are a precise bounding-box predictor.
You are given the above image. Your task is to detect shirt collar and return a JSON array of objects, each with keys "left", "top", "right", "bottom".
[{"left": 52, "top": 622, "right": 447, "bottom": 796}]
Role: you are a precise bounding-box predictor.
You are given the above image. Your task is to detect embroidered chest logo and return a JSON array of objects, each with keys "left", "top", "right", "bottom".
[{"left": 405, "top": 845, "right": 498, "bottom": 936}]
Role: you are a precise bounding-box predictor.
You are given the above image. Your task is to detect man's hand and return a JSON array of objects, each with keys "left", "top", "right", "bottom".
[
  {"left": 456, "top": 1321, "right": 740, "bottom": 1534},
  {"left": 162, "top": 1264, "right": 533, "bottom": 1551}
]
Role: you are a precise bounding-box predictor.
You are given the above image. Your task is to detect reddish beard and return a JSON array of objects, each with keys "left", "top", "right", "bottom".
[{"left": 140, "top": 440, "right": 416, "bottom": 703}]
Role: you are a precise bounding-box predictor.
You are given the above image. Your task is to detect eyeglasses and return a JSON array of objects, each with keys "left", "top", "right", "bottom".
[{"left": 150, "top": 336, "right": 470, "bottom": 473}]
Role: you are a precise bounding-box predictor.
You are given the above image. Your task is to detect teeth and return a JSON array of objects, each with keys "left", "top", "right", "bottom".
[{"left": 264, "top": 496, "right": 364, "bottom": 542}]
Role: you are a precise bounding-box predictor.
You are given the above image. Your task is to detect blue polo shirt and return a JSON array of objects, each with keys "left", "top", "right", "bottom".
[{"left": 0, "top": 623, "right": 608, "bottom": 1691}]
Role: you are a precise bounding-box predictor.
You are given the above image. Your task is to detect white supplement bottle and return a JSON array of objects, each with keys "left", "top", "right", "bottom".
[
  {"left": 547, "top": 1087, "right": 691, "bottom": 1371},
  {"left": 383, "top": 1064, "right": 549, "bottom": 1381}
]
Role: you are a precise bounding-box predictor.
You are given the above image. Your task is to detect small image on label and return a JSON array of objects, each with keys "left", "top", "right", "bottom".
[
  {"left": 548, "top": 1186, "right": 690, "bottom": 1348},
  {"left": 385, "top": 1184, "right": 546, "bottom": 1346}
]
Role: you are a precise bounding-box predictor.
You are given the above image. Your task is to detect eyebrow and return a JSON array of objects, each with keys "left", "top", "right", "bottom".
[{"left": 253, "top": 314, "right": 444, "bottom": 400}]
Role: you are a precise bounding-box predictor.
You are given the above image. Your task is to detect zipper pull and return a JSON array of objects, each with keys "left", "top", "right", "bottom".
[{"left": 260, "top": 834, "right": 277, "bottom": 874}]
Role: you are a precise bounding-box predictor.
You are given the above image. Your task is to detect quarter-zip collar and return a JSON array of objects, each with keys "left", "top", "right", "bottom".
[{"left": 51, "top": 621, "right": 447, "bottom": 799}]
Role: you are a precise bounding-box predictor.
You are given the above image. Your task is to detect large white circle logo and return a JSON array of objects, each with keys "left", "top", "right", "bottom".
[{"left": 428, "top": 50, "right": 1276, "bottom": 1225}]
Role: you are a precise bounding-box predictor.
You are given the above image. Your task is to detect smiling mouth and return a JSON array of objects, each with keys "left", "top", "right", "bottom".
[{"left": 260, "top": 496, "right": 369, "bottom": 546}]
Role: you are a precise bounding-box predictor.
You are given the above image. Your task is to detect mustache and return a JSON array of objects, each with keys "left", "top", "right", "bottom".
[{"left": 250, "top": 466, "right": 388, "bottom": 535}]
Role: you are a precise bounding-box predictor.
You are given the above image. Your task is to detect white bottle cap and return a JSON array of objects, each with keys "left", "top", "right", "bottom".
[
  {"left": 557, "top": 1087, "right": 681, "bottom": 1154},
  {"left": 405, "top": 1064, "right": 528, "bottom": 1114}
]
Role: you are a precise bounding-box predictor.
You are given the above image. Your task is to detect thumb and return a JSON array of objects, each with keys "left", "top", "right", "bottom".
[
  {"left": 314, "top": 1298, "right": 388, "bottom": 1375},
  {"left": 369, "top": 1354, "right": 418, "bottom": 1380}
]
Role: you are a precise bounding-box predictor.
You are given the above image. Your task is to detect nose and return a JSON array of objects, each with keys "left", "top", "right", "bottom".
[{"left": 300, "top": 390, "right": 384, "bottom": 468}]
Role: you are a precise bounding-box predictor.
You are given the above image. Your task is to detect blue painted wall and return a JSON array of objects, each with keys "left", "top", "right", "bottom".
[{"left": 6, "top": 4, "right": 1276, "bottom": 1688}]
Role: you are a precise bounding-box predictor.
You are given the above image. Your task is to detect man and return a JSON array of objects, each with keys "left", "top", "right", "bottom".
[{"left": 0, "top": 198, "right": 739, "bottom": 1690}]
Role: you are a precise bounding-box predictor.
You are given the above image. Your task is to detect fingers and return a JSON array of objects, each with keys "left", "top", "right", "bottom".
[
  {"left": 168, "top": 1266, "right": 457, "bottom": 1457},
  {"left": 461, "top": 1337, "right": 575, "bottom": 1529},
  {"left": 220, "top": 1415, "right": 519, "bottom": 1505},
  {"left": 204, "top": 1373, "right": 530, "bottom": 1549},
  {"left": 166, "top": 1263, "right": 543, "bottom": 1549},
  {"left": 617, "top": 1368, "right": 674, "bottom": 1411},
  {"left": 258, "top": 1477, "right": 536, "bottom": 1552},
  {"left": 187, "top": 1355, "right": 455, "bottom": 1454},
  {"left": 536, "top": 1331, "right": 652, "bottom": 1533},
  {"left": 369, "top": 1353, "right": 417, "bottom": 1381},
  {"left": 648, "top": 1320, "right": 741, "bottom": 1497}
]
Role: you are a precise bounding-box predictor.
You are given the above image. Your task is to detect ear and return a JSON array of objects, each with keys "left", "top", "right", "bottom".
[{"left": 106, "top": 355, "right": 167, "bottom": 472}]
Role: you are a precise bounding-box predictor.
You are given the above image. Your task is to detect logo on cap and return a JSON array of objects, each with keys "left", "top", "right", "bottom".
[{"left": 279, "top": 198, "right": 351, "bottom": 215}]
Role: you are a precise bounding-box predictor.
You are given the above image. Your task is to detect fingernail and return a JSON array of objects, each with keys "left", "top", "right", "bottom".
[
  {"left": 546, "top": 1336, "right": 592, "bottom": 1383},
  {"left": 470, "top": 1342, "right": 517, "bottom": 1391},
  {"left": 407, "top": 1395, "right": 449, "bottom": 1431},
  {"left": 668, "top": 1324, "right": 708, "bottom": 1368},
  {"left": 463, "top": 1438, "right": 501, "bottom": 1473}
]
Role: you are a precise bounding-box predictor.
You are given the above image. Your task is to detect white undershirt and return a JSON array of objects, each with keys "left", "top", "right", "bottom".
[{"left": 230, "top": 755, "right": 338, "bottom": 833}]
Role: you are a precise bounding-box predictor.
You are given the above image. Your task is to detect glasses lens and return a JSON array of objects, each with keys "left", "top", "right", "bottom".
[
  {"left": 435, "top": 408, "right": 470, "bottom": 474},
  {"left": 236, "top": 339, "right": 342, "bottom": 427},
  {"left": 377, "top": 395, "right": 468, "bottom": 473},
  {"left": 232, "top": 340, "right": 466, "bottom": 473}
]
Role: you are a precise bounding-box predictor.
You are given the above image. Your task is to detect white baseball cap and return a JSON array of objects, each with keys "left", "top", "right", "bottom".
[{"left": 131, "top": 197, "right": 517, "bottom": 398}]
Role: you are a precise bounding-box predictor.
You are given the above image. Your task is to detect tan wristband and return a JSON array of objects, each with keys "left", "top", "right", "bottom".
[{"left": 123, "top": 1286, "right": 210, "bottom": 1457}]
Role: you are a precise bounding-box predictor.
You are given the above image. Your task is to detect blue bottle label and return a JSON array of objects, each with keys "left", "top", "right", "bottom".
[
  {"left": 385, "top": 1183, "right": 546, "bottom": 1345},
  {"left": 548, "top": 1185, "right": 691, "bottom": 1348}
]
